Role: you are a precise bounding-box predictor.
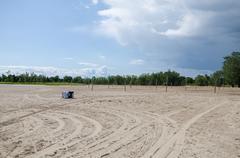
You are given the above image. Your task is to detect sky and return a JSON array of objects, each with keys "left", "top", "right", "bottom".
[{"left": 0, "top": 0, "right": 240, "bottom": 77}]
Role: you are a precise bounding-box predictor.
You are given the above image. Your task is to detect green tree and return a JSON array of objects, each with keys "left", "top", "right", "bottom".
[
  {"left": 223, "top": 52, "right": 240, "bottom": 87},
  {"left": 195, "top": 75, "right": 208, "bottom": 86},
  {"left": 210, "top": 70, "right": 224, "bottom": 86},
  {"left": 138, "top": 74, "right": 149, "bottom": 85},
  {"left": 63, "top": 76, "right": 73, "bottom": 83},
  {"left": 164, "top": 71, "right": 180, "bottom": 86},
  {"left": 186, "top": 77, "right": 194, "bottom": 85},
  {"left": 73, "top": 76, "right": 82, "bottom": 83}
]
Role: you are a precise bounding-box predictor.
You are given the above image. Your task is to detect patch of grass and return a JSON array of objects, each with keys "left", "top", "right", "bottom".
[{"left": 0, "top": 82, "right": 83, "bottom": 86}]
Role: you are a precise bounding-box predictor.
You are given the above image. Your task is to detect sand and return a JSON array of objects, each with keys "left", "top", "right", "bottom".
[{"left": 0, "top": 85, "right": 240, "bottom": 158}]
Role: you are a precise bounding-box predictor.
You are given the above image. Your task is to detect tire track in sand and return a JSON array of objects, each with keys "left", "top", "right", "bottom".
[
  {"left": 74, "top": 108, "right": 162, "bottom": 158},
  {"left": 7, "top": 111, "right": 75, "bottom": 158},
  {"left": 63, "top": 107, "right": 142, "bottom": 158},
  {"left": 29, "top": 110, "right": 102, "bottom": 158},
  {"left": 148, "top": 100, "right": 227, "bottom": 158}
]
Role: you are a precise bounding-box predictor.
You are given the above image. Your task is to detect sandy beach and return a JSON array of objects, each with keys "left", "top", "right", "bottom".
[{"left": 0, "top": 85, "right": 240, "bottom": 158}]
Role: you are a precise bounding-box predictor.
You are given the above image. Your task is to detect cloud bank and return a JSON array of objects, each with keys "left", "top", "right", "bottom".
[
  {"left": 129, "top": 59, "right": 144, "bottom": 65},
  {"left": 94, "top": 0, "right": 240, "bottom": 70},
  {"left": 0, "top": 65, "right": 108, "bottom": 78}
]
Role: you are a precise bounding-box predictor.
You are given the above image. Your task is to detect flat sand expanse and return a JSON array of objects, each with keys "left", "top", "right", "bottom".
[{"left": 0, "top": 85, "right": 240, "bottom": 158}]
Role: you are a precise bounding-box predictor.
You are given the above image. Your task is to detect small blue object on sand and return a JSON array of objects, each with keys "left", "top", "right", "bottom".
[{"left": 62, "top": 91, "right": 74, "bottom": 99}]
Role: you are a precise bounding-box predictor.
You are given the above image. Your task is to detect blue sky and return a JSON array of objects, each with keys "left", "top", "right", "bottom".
[{"left": 0, "top": 0, "right": 240, "bottom": 77}]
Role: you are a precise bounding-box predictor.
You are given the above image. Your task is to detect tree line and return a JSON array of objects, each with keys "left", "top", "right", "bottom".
[
  {"left": 0, "top": 71, "right": 191, "bottom": 86},
  {"left": 0, "top": 52, "right": 239, "bottom": 87}
]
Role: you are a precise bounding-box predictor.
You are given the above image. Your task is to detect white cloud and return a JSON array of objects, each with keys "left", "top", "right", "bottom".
[
  {"left": 85, "top": 5, "right": 90, "bottom": 9},
  {"left": 0, "top": 65, "right": 109, "bottom": 77},
  {"left": 0, "top": 65, "right": 213, "bottom": 78},
  {"left": 96, "top": 0, "right": 183, "bottom": 43},
  {"left": 94, "top": 0, "right": 240, "bottom": 70},
  {"left": 99, "top": 55, "right": 106, "bottom": 60},
  {"left": 96, "top": 0, "right": 240, "bottom": 40},
  {"left": 92, "top": 0, "right": 99, "bottom": 5},
  {"left": 63, "top": 57, "right": 74, "bottom": 61},
  {"left": 129, "top": 59, "right": 144, "bottom": 65},
  {"left": 78, "top": 62, "right": 99, "bottom": 67}
]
